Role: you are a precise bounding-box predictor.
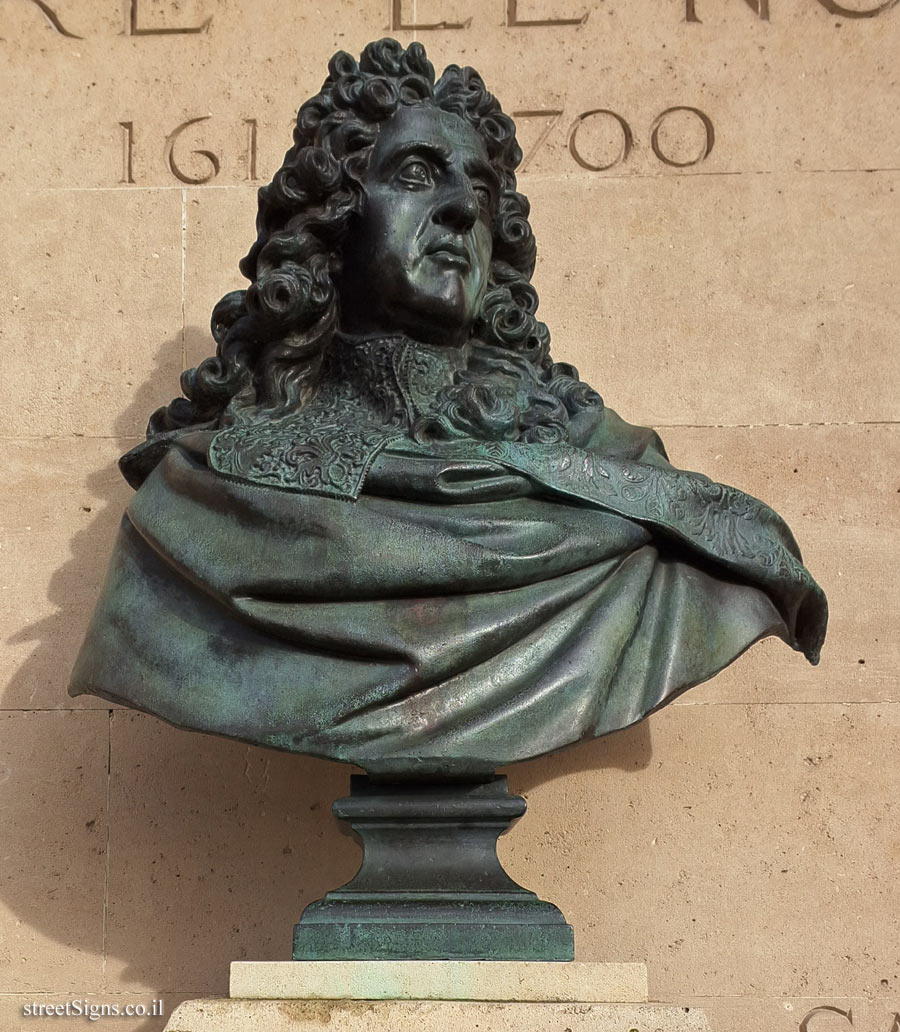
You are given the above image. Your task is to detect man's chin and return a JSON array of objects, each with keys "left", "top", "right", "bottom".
[{"left": 400, "top": 293, "right": 475, "bottom": 346}]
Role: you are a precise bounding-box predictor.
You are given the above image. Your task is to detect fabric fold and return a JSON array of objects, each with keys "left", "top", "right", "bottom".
[{"left": 71, "top": 414, "right": 826, "bottom": 775}]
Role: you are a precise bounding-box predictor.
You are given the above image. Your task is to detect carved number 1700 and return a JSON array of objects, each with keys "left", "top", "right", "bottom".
[{"left": 116, "top": 105, "right": 715, "bottom": 184}]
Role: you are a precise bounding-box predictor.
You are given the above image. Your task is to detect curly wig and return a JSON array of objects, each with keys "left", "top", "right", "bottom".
[{"left": 149, "top": 38, "right": 601, "bottom": 445}]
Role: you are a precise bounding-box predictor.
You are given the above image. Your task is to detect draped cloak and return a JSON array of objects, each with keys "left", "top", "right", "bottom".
[{"left": 69, "top": 335, "right": 827, "bottom": 776}]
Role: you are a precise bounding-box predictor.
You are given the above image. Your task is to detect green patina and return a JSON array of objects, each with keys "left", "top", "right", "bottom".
[{"left": 70, "top": 38, "right": 827, "bottom": 960}]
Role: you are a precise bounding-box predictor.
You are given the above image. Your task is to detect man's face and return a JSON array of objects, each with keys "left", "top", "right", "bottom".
[{"left": 339, "top": 103, "right": 497, "bottom": 348}]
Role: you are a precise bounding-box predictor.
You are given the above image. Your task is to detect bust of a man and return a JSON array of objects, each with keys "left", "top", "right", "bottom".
[{"left": 70, "top": 39, "right": 827, "bottom": 778}]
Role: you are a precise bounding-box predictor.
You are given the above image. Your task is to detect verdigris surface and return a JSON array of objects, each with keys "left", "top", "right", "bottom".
[{"left": 70, "top": 39, "right": 827, "bottom": 779}]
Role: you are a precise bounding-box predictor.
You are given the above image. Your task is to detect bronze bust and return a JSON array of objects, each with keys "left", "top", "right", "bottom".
[{"left": 70, "top": 39, "right": 826, "bottom": 780}]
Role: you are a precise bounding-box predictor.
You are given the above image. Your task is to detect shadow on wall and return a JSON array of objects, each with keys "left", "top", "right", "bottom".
[{"left": 2, "top": 326, "right": 651, "bottom": 1029}]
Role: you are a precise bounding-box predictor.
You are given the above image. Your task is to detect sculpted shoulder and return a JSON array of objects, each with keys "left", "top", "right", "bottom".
[{"left": 567, "top": 403, "right": 671, "bottom": 468}]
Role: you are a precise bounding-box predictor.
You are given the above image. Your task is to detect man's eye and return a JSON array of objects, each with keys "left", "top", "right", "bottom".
[
  {"left": 399, "top": 159, "right": 432, "bottom": 186},
  {"left": 473, "top": 184, "right": 493, "bottom": 212}
]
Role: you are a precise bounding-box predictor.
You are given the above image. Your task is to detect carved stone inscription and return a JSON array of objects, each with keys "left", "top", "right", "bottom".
[
  {"left": 798, "top": 1009, "right": 900, "bottom": 1031},
  {"left": 14, "top": 0, "right": 900, "bottom": 38},
  {"left": 6, "top": 0, "right": 899, "bottom": 186},
  {"left": 15, "top": 0, "right": 213, "bottom": 37},
  {"left": 118, "top": 105, "right": 716, "bottom": 184}
]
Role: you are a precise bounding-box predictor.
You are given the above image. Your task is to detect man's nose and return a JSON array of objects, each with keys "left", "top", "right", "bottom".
[{"left": 433, "top": 178, "right": 479, "bottom": 233}]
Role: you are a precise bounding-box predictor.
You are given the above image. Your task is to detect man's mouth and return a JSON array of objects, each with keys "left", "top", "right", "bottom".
[{"left": 426, "top": 239, "right": 470, "bottom": 268}]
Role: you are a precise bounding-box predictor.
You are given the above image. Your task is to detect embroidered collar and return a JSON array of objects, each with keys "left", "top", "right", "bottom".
[
  {"left": 206, "top": 333, "right": 466, "bottom": 498},
  {"left": 323, "top": 332, "right": 467, "bottom": 423}
]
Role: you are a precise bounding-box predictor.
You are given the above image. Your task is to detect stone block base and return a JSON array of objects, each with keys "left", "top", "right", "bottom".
[
  {"left": 163, "top": 999, "right": 711, "bottom": 1031},
  {"left": 229, "top": 959, "right": 649, "bottom": 1002}
]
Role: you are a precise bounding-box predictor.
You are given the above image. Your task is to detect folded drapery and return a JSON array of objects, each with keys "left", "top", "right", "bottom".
[{"left": 70, "top": 413, "right": 826, "bottom": 775}]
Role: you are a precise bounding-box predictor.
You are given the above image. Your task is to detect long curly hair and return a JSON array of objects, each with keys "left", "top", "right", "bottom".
[{"left": 149, "top": 38, "right": 601, "bottom": 445}]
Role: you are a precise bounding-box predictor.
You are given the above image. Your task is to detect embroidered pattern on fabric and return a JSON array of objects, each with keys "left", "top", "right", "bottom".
[
  {"left": 208, "top": 335, "right": 461, "bottom": 499},
  {"left": 207, "top": 335, "right": 822, "bottom": 657},
  {"left": 209, "top": 419, "right": 401, "bottom": 498},
  {"left": 463, "top": 439, "right": 819, "bottom": 597},
  {"left": 394, "top": 339, "right": 462, "bottom": 418}
]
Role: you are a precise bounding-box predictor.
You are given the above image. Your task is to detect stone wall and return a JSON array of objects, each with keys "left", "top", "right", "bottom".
[{"left": 2, "top": 3, "right": 898, "bottom": 1030}]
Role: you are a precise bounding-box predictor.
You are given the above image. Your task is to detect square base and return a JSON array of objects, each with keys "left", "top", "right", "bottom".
[{"left": 230, "top": 960, "right": 648, "bottom": 1002}]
